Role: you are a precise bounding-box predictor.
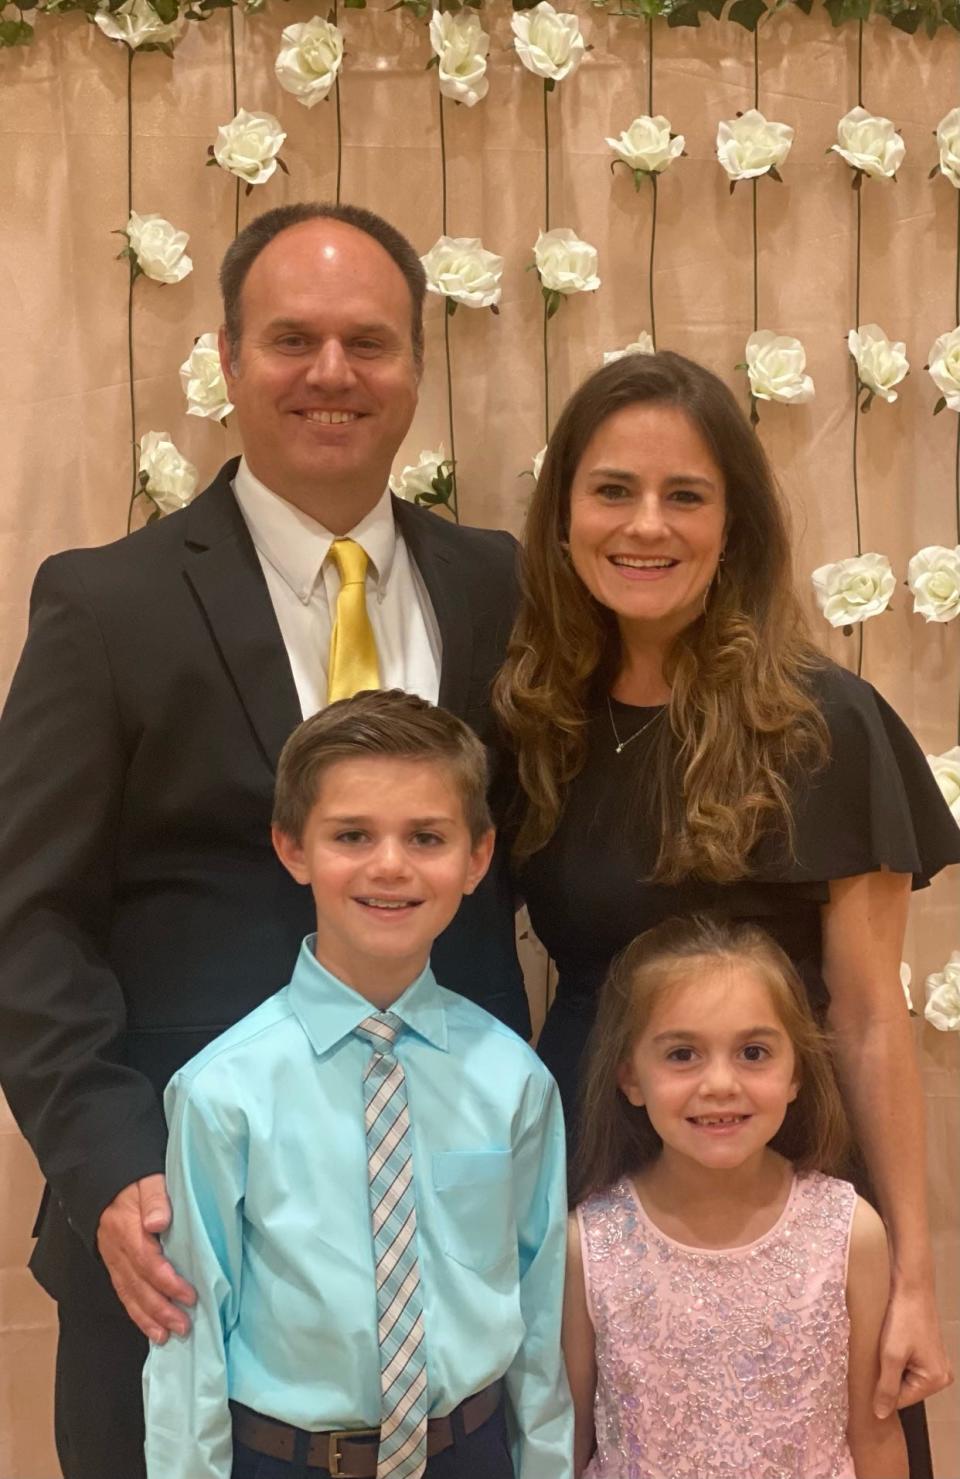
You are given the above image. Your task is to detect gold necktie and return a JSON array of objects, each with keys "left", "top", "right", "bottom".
[{"left": 326, "top": 538, "right": 381, "bottom": 704}]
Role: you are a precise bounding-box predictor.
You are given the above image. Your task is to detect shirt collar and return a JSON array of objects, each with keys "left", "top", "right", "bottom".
[
  {"left": 286, "top": 936, "right": 449, "bottom": 1058},
  {"left": 232, "top": 457, "right": 397, "bottom": 604}
]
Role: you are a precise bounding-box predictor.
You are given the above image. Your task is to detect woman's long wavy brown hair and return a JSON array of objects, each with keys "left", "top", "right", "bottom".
[
  {"left": 492, "top": 351, "right": 829, "bottom": 881},
  {"left": 572, "top": 915, "right": 851, "bottom": 1204}
]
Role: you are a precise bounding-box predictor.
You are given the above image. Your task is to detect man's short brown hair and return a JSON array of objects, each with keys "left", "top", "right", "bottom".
[
  {"left": 273, "top": 690, "right": 492, "bottom": 843},
  {"left": 219, "top": 202, "right": 427, "bottom": 370}
]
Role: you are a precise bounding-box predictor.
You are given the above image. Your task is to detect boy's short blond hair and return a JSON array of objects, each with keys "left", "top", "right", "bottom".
[{"left": 273, "top": 690, "right": 493, "bottom": 843}]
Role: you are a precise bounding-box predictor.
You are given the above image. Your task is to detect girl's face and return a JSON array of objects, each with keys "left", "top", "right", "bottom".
[{"left": 617, "top": 961, "right": 799, "bottom": 1173}]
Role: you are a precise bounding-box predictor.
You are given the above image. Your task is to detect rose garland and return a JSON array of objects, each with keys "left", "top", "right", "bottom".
[
  {"left": 275, "top": 12, "right": 345, "bottom": 200},
  {"left": 412, "top": 7, "right": 501, "bottom": 519},
  {"left": 8, "top": 0, "right": 960, "bottom": 52},
  {"left": 811, "top": 21, "right": 907, "bottom": 674},
  {"left": 605, "top": 18, "right": 683, "bottom": 351},
  {"left": 513, "top": 1, "right": 594, "bottom": 440}
]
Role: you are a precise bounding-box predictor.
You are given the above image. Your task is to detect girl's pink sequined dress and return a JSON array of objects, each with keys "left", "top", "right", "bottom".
[{"left": 577, "top": 1170, "right": 857, "bottom": 1479}]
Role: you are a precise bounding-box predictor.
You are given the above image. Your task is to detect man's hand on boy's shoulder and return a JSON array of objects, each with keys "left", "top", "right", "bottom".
[{"left": 97, "top": 1173, "right": 196, "bottom": 1342}]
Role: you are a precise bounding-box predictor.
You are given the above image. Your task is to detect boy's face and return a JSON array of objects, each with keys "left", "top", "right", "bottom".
[{"left": 273, "top": 756, "right": 494, "bottom": 1003}]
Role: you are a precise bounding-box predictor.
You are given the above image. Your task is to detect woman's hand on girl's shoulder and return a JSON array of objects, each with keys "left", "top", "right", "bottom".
[{"left": 845, "top": 1197, "right": 910, "bottom": 1479}]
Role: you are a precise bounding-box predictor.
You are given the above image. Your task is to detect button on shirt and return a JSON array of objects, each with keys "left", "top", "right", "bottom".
[
  {"left": 233, "top": 459, "right": 442, "bottom": 716},
  {"left": 142, "top": 940, "right": 573, "bottom": 1479}
]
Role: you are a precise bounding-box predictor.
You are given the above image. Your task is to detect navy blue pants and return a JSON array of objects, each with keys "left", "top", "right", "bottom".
[{"left": 230, "top": 1400, "right": 515, "bottom": 1479}]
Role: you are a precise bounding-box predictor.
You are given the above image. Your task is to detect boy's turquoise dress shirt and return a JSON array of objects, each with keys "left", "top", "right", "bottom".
[{"left": 142, "top": 939, "right": 573, "bottom": 1479}]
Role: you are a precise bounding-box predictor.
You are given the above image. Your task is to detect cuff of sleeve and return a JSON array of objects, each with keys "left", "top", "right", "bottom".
[{"left": 49, "top": 1106, "right": 169, "bottom": 1254}]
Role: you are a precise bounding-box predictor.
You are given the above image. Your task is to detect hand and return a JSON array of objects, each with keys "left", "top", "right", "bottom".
[
  {"left": 873, "top": 1280, "right": 954, "bottom": 1417},
  {"left": 96, "top": 1174, "right": 196, "bottom": 1344}
]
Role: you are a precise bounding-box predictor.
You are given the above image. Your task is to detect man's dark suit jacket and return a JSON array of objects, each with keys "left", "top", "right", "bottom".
[{"left": 0, "top": 459, "right": 528, "bottom": 1310}]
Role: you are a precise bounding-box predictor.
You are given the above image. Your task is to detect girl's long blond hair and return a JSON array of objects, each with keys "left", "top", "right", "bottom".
[
  {"left": 492, "top": 351, "right": 829, "bottom": 882},
  {"left": 572, "top": 915, "right": 851, "bottom": 1204}
]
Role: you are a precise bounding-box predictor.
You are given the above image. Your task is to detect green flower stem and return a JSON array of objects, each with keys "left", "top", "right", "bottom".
[
  {"left": 443, "top": 308, "right": 459, "bottom": 522},
  {"left": 753, "top": 25, "right": 759, "bottom": 110},
  {"left": 955, "top": 188, "right": 959, "bottom": 740},
  {"left": 125, "top": 47, "right": 138, "bottom": 536},
  {"left": 955, "top": 188, "right": 959, "bottom": 546},
  {"left": 851, "top": 17, "right": 863, "bottom": 678},
  {"left": 748, "top": 26, "right": 759, "bottom": 426},
  {"left": 752, "top": 179, "right": 758, "bottom": 334},
  {"left": 649, "top": 173, "right": 657, "bottom": 350},
  {"left": 851, "top": 194, "right": 863, "bottom": 678},
  {"left": 333, "top": 0, "right": 342, "bottom": 203},
  {"left": 543, "top": 79, "right": 551, "bottom": 443},
  {"left": 647, "top": 19, "right": 656, "bottom": 348},
  {"left": 851, "top": 23, "right": 863, "bottom": 559},
  {"left": 438, "top": 90, "right": 458, "bottom": 521},
  {"left": 439, "top": 90, "right": 448, "bottom": 236},
  {"left": 543, "top": 80, "right": 551, "bottom": 232},
  {"left": 229, "top": 7, "right": 240, "bottom": 237},
  {"left": 543, "top": 299, "right": 550, "bottom": 444}
]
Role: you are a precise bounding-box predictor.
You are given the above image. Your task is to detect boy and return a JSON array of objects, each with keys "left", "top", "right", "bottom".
[{"left": 142, "top": 690, "right": 572, "bottom": 1479}]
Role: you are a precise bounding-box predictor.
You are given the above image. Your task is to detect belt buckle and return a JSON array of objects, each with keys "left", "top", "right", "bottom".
[{"left": 327, "top": 1425, "right": 380, "bottom": 1477}]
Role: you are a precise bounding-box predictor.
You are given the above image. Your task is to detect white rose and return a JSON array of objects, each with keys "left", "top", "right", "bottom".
[
  {"left": 606, "top": 116, "right": 684, "bottom": 175},
  {"left": 603, "top": 333, "right": 655, "bottom": 365},
  {"left": 389, "top": 446, "right": 447, "bottom": 501},
  {"left": 936, "top": 108, "right": 960, "bottom": 189},
  {"left": 125, "top": 211, "right": 192, "bottom": 285},
  {"left": 275, "top": 17, "right": 343, "bottom": 109},
  {"left": 847, "top": 324, "right": 909, "bottom": 403},
  {"left": 429, "top": 11, "right": 489, "bottom": 108},
  {"left": 179, "top": 333, "right": 233, "bottom": 422},
  {"left": 420, "top": 236, "right": 503, "bottom": 309},
  {"left": 744, "top": 331, "right": 814, "bottom": 404},
  {"left": 926, "top": 746, "right": 960, "bottom": 823},
  {"left": 532, "top": 446, "right": 546, "bottom": 481},
  {"left": 831, "top": 106, "right": 905, "bottom": 180},
  {"left": 213, "top": 109, "right": 286, "bottom": 186},
  {"left": 907, "top": 545, "right": 960, "bottom": 624},
  {"left": 900, "top": 962, "right": 915, "bottom": 1014},
  {"left": 534, "top": 228, "right": 600, "bottom": 295},
  {"left": 810, "top": 552, "right": 896, "bottom": 628},
  {"left": 927, "top": 325, "right": 960, "bottom": 412},
  {"left": 924, "top": 951, "right": 960, "bottom": 1032},
  {"left": 138, "top": 431, "right": 198, "bottom": 514},
  {"left": 94, "top": 0, "right": 184, "bottom": 49},
  {"left": 511, "top": 2, "right": 584, "bottom": 84},
  {"left": 716, "top": 108, "right": 793, "bottom": 182}
]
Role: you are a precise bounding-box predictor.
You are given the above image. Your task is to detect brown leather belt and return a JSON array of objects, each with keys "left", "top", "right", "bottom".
[{"left": 231, "top": 1380, "right": 503, "bottom": 1477}]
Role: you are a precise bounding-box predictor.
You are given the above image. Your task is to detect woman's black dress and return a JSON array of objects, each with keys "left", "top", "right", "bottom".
[{"left": 518, "top": 662, "right": 960, "bottom": 1479}]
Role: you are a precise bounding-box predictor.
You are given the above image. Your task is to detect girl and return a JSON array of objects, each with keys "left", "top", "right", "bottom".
[{"left": 562, "top": 914, "right": 909, "bottom": 1479}]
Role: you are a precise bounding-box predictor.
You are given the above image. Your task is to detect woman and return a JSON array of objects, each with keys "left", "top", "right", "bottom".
[{"left": 493, "top": 351, "right": 958, "bottom": 1475}]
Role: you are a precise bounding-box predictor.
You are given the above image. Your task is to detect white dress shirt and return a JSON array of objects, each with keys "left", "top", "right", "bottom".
[{"left": 233, "top": 459, "right": 442, "bottom": 717}]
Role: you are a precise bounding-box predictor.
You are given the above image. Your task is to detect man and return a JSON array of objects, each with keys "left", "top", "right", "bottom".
[{"left": 0, "top": 202, "right": 528, "bottom": 1479}]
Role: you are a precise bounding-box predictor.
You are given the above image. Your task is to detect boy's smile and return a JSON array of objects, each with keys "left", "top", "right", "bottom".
[{"left": 273, "top": 755, "right": 493, "bottom": 1005}]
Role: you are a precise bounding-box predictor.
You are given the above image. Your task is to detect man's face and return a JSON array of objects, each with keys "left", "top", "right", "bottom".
[{"left": 220, "top": 219, "right": 420, "bottom": 519}]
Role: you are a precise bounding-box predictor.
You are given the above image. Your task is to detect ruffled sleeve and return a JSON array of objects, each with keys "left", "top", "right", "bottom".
[{"left": 751, "top": 662, "right": 960, "bottom": 891}]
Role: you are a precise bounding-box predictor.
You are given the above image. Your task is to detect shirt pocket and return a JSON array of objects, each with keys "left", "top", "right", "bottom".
[{"left": 431, "top": 1150, "right": 515, "bottom": 1273}]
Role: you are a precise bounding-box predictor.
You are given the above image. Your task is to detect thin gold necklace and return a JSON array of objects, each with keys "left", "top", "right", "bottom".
[{"left": 606, "top": 696, "right": 664, "bottom": 755}]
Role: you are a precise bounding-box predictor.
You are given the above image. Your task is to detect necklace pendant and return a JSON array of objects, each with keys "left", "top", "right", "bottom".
[{"left": 615, "top": 742, "right": 624, "bottom": 754}]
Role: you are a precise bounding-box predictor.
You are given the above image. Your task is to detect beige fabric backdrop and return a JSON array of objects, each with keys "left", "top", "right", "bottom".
[{"left": 1, "top": 5, "right": 959, "bottom": 1474}]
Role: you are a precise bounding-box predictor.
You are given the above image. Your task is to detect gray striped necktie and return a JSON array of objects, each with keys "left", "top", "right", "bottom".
[{"left": 354, "top": 1012, "right": 428, "bottom": 1479}]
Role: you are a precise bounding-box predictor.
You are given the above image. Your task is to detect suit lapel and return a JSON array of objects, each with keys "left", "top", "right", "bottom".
[
  {"left": 182, "top": 462, "right": 302, "bottom": 771},
  {"left": 393, "top": 496, "right": 473, "bottom": 717}
]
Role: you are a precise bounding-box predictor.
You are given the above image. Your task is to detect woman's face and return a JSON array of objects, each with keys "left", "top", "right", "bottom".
[{"left": 567, "top": 401, "right": 727, "bottom": 645}]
